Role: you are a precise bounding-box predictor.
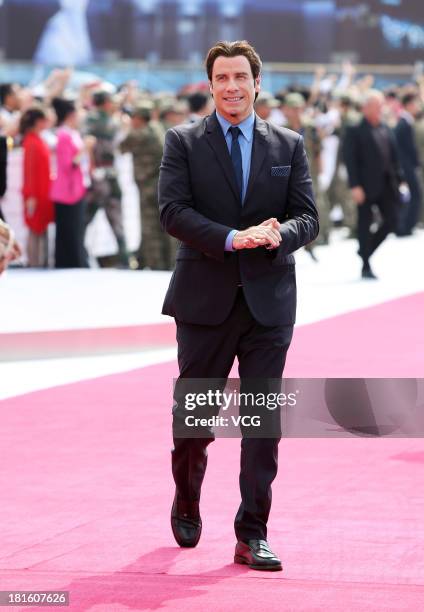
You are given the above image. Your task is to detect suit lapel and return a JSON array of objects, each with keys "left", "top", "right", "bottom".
[
  {"left": 204, "top": 112, "right": 240, "bottom": 201},
  {"left": 244, "top": 116, "right": 268, "bottom": 205}
]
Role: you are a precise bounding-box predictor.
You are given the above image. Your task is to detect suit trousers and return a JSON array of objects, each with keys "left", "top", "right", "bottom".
[
  {"left": 172, "top": 287, "right": 294, "bottom": 542},
  {"left": 357, "top": 178, "right": 399, "bottom": 266},
  {"left": 399, "top": 168, "right": 422, "bottom": 234},
  {"left": 55, "top": 200, "right": 88, "bottom": 269}
]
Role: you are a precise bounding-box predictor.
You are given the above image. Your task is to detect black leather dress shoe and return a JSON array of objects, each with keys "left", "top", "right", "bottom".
[
  {"left": 171, "top": 494, "right": 202, "bottom": 548},
  {"left": 234, "top": 539, "right": 282, "bottom": 571},
  {"left": 361, "top": 264, "right": 377, "bottom": 280}
]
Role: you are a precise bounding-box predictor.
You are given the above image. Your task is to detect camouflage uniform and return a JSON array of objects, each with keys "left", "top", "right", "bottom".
[
  {"left": 285, "top": 93, "right": 330, "bottom": 245},
  {"left": 157, "top": 100, "right": 189, "bottom": 269},
  {"left": 303, "top": 122, "right": 331, "bottom": 244},
  {"left": 158, "top": 121, "right": 181, "bottom": 270},
  {"left": 328, "top": 107, "right": 361, "bottom": 234},
  {"left": 83, "top": 108, "right": 129, "bottom": 265},
  {"left": 120, "top": 117, "right": 169, "bottom": 270}
]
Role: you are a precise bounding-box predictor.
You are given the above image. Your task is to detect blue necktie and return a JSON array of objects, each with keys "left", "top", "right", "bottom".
[{"left": 229, "top": 126, "right": 243, "bottom": 200}]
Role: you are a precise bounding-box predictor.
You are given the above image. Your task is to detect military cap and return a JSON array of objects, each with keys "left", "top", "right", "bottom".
[
  {"left": 159, "top": 99, "right": 188, "bottom": 118},
  {"left": 284, "top": 92, "right": 306, "bottom": 108},
  {"left": 131, "top": 100, "right": 154, "bottom": 120},
  {"left": 255, "top": 91, "right": 280, "bottom": 107}
]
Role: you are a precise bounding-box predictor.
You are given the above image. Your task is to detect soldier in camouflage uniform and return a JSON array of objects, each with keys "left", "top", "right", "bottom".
[
  {"left": 283, "top": 93, "right": 331, "bottom": 249},
  {"left": 327, "top": 94, "right": 361, "bottom": 235},
  {"left": 158, "top": 99, "right": 189, "bottom": 269},
  {"left": 83, "top": 90, "right": 129, "bottom": 266},
  {"left": 120, "top": 101, "right": 168, "bottom": 270}
]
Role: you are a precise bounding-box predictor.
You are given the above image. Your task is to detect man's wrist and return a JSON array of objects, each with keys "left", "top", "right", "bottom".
[{"left": 225, "top": 229, "right": 238, "bottom": 252}]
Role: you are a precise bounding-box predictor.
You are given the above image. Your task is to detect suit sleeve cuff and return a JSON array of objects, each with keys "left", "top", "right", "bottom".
[{"left": 225, "top": 230, "right": 238, "bottom": 252}]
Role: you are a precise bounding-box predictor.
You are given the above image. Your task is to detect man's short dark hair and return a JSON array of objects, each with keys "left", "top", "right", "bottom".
[
  {"left": 205, "top": 40, "right": 262, "bottom": 82},
  {"left": 0, "top": 83, "right": 15, "bottom": 107},
  {"left": 401, "top": 92, "right": 418, "bottom": 107},
  {"left": 187, "top": 92, "right": 209, "bottom": 114},
  {"left": 92, "top": 91, "right": 111, "bottom": 108}
]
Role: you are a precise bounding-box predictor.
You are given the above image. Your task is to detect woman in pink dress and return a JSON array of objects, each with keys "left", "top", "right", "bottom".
[{"left": 51, "top": 98, "right": 88, "bottom": 268}]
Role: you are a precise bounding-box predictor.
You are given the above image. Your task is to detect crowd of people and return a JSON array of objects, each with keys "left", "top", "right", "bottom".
[{"left": 0, "top": 63, "right": 423, "bottom": 278}]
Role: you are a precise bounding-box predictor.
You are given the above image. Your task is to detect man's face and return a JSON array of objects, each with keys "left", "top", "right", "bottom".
[
  {"left": 131, "top": 115, "right": 146, "bottom": 129},
  {"left": 210, "top": 55, "right": 260, "bottom": 124},
  {"left": 363, "top": 98, "right": 383, "bottom": 125},
  {"left": 284, "top": 105, "right": 304, "bottom": 125},
  {"left": 255, "top": 102, "right": 271, "bottom": 120},
  {"left": 103, "top": 99, "right": 116, "bottom": 115},
  {"left": 406, "top": 99, "right": 419, "bottom": 118},
  {"left": 164, "top": 111, "right": 186, "bottom": 126},
  {"left": 5, "top": 85, "right": 20, "bottom": 111}
]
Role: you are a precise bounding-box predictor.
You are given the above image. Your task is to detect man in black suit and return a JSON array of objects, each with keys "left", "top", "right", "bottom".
[
  {"left": 158, "top": 41, "right": 318, "bottom": 571},
  {"left": 394, "top": 92, "right": 422, "bottom": 236},
  {"left": 344, "top": 90, "right": 403, "bottom": 279}
]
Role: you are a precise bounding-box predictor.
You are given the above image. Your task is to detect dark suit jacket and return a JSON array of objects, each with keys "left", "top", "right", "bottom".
[
  {"left": 158, "top": 112, "right": 319, "bottom": 327},
  {"left": 344, "top": 118, "right": 403, "bottom": 202},
  {"left": 394, "top": 117, "right": 421, "bottom": 188}
]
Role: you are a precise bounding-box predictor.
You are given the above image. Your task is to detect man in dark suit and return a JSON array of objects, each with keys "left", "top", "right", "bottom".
[
  {"left": 158, "top": 41, "right": 318, "bottom": 571},
  {"left": 394, "top": 92, "right": 422, "bottom": 236},
  {"left": 344, "top": 90, "right": 403, "bottom": 279}
]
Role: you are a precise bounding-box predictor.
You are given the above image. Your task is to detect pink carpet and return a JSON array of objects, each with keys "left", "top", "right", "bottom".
[
  {"left": 1, "top": 293, "right": 424, "bottom": 611},
  {"left": 287, "top": 292, "right": 424, "bottom": 378}
]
